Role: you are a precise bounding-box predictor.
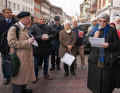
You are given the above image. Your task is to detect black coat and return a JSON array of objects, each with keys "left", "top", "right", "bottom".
[
  {"left": 87, "top": 26, "right": 119, "bottom": 93},
  {"left": 50, "top": 24, "right": 64, "bottom": 55},
  {"left": 0, "top": 17, "right": 17, "bottom": 55},
  {"left": 72, "top": 27, "right": 84, "bottom": 46},
  {"left": 29, "top": 23, "right": 56, "bottom": 56},
  {"left": 106, "top": 27, "right": 120, "bottom": 88}
]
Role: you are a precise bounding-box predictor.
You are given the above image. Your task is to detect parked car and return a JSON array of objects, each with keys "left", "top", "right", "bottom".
[{"left": 78, "top": 22, "right": 91, "bottom": 34}]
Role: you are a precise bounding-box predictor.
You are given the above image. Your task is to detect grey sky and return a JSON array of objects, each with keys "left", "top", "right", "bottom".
[{"left": 49, "top": 0, "right": 84, "bottom": 16}]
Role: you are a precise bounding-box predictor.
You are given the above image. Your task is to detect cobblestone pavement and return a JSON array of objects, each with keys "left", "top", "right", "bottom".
[{"left": 0, "top": 55, "right": 120, "bottom": 93}]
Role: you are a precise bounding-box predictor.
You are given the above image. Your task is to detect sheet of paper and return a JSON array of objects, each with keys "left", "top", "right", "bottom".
[
  {"left": 32, "top": 40, "right": 38, "bottom": 47},
  {"left": 29, "top": 34, "right": 38, "bottom": 47},
  {"left": 89, "top": 37, "right": 104, "bottom": 47}
]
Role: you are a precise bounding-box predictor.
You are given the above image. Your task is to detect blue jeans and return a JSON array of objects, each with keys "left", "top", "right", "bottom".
[
  {"left": 34, "top": 56, "right": 41, "bottom": 78},
  {"left": 39, "top": 56, "right": 49, "bottom": 76},
  {"left": 34, "top": 56, "right": 49, "bottom": 77},
  {"left": 1, "top": 54, "right": 11, "bottom": 80}
]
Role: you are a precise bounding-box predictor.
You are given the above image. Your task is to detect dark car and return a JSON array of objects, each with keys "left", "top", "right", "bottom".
[
  {"left": 78, "top": 22, "right": 90, "bottom": 34},
  {"left": 78, "top": 23, "right": 91, "bottom": 55}
]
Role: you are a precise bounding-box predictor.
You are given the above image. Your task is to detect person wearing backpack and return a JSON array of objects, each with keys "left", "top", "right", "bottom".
[
  {"left": 0, "top": 8, "right": 17, "bottom": 85},
  {"left": 7, "top": 11, "right": 36, "bottom": 93}
]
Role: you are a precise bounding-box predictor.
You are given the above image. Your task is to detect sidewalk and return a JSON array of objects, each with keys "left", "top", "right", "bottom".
[{"left": 0, "top": 55, "right": 120, "bottom": 93}]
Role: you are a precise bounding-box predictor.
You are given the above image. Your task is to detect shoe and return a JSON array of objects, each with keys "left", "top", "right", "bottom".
[
  {"left": 44, "top": 75, "right": 53, "bottom": 80},
  {"left": 64, "top": 72, "right": 69, "bottom": 77},
  {"left": 24, "top": 88, "right": 32, "bottom": 93},
  {"left": 39, "top": 65, "right": 42, "bottom": 70},
  {"left": 71, "top": 72, "right": 76, "bottom": 76},
  {"left": 3, "top": 79, "right": 10, "bottom": 85},
  {"left": 50, "top": 68, "right": 55, "bottom": 71},
  {"left": 32, "top": 77, "right": 39, "bottom": 84},
  {"left": 56, "top": 66, "right": 61, "bottom": 71}
]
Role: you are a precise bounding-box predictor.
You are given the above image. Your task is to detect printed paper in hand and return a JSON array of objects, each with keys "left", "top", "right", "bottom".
[
  {"left": 29, "top": 34, "right": 38, "bottom": 47},
  {"left": 89, "top": 37, "right": 104, "bottom": 47},
  {"left": 32, "top": 40, "right": 38, "bottom": 47}
]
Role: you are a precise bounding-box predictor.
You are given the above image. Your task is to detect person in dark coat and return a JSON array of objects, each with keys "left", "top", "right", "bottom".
[
  {"left": 87, "top": 14, "right": 119, "bottom": 93},
  {"left": 72, "top": 20, "right": 86, "bottom": 70},
  {"left": 28, "top": 17, "right": 41, "bottom": 82},
  {"left": 50, "top": 16, "right": 64, "bottom": 71},
  {"left": 29, "top": 16, "right": 56, "bottom": 80},
  {"left": 0, "top": 8, "right": 17, "bottom": 85},
  {"left": 111, "top": 16, "right": 120, "bottom": 89}
]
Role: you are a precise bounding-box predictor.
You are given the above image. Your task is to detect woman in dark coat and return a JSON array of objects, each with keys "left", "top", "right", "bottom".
[{"left": 87, "top": 14, "right": 120, "bottom": 93}]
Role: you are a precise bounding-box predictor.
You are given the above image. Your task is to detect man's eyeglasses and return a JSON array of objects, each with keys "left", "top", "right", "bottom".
[{"left": 99, "top": 20, "right": 107, "bottom": 23}]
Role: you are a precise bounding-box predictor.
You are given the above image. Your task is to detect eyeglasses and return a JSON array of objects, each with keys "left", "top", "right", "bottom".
[
  {"left": 116, "top": 20, "right": 120, "bottom": 23},
  {"left": 99, "top": 20, "right": 107, "bottom": 23},
  {"left": 40, "top": 18, "right": 44, "bottom": 20}
]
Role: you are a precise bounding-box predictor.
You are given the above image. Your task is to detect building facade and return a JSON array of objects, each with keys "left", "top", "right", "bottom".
[
  {"left": 34, "top": 0, "right": 52, "bottom": 18},
  {"left": 40, "top": 1, "right": 51, "bottom": 17},
  {"left": 6, "top": 0, "right": 34, "bottom": 15},
  {"left": 95, "top": 0, "right": 120, "bottom": 22},
  {"left": 0, "top": 0, "right": 6, "bottom": 12},
  {"left": 80, "top": 0, "right": 120, "bottom": 22},
  {"left": 80, "top": 0, "right": 91, "bottom": 22},
  {"left": 34, "top": 0, "right": 64, "bottom": 20}
]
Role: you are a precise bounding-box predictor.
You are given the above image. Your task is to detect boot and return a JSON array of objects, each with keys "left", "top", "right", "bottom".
[
  {"left": 3, "top": 78, "right": 11, "bottom": 85},
  {"left": 23, "top": 85, "right": 32, "bottom": 93},
  {"left": 64, "top": 72, "right": 69, "bottom": 77}
]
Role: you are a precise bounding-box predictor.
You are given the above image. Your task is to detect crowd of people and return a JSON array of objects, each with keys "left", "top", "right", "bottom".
[
  {"left": 0, "top": 8, "right": 86, "bottom": 93},
  {"left": 1, "top": 8, "right": 120, "bottom": 93}
]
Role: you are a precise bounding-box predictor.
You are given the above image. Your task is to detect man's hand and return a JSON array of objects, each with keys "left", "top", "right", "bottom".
[
  {"left": 28, "top": 37, "right": 34, "bottom": 44},
  {"left": 67, "top": 45, "right": 73, "bottom": 51},
  {"left": 10, "top": 48, "right": 15, "bottom": 54},
  {"left": 41, "top": 34, "right": 49, "bottom": 40},
  {"left": 103, "top": 42, "right": 109, "bottom": 48}
]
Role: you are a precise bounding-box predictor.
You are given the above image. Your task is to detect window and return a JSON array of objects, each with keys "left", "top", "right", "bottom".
[
  {"left": 8, "top": 1, "right": 11, "bottom": 8},
  {"left": 13, "top": 3, "right": 16, "bottom": 10},
  {"left": 23, "top": 7, "right": 25, "bottom": 11},
  {"left": 17, "top": 4, "right": 20, "bottom": 10}
]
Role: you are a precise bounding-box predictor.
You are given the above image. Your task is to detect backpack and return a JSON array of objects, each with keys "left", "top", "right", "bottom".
[
  {"left": 13, "top": 25, "right": 20, "bottom": 40},
  {"left": 10, "top": 25, "right": 21, "bottom": 77}
]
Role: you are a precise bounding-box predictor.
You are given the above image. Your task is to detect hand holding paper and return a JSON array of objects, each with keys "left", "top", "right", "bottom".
[
  {"left": 28, "top": 34, "right": 38, "bottom": 47},
  {"left": 32, "top": 40, "right": 38, "bottom": 47},
  {"left": 89, "top": 37, "right": 105, "bottom": 48}
]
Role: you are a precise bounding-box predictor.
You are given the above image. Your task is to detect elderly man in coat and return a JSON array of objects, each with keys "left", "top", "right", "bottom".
[{"left": 7, "top": 11, "right": 36, "bottom": 93}]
